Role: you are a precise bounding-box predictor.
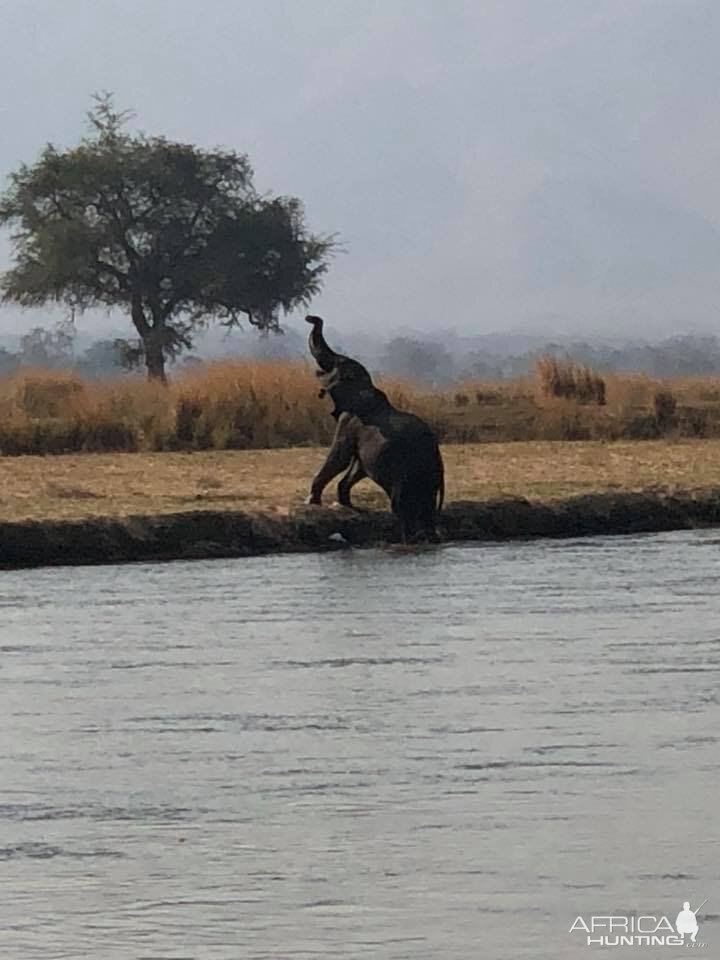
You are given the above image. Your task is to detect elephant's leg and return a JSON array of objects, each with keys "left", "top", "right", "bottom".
[
  {"left": 307, "top": 414, "right": 356, "bottom": 505},
  {"left": 390, "top": 485, "right": 409, "bottom": 543},
  {"left": 390, "top": 482, "right": 424, "bottom": 544},
  {"left": 415, "top": 488, "right": 441, "bottom": 543},
  {"left": 337, "top": 456, "right": 367, "bottom": 508},
  {"left": 307, "top": 444, "right": 354, "bottom": 504},
  {"left": 394, "top": 491, "right": 438, "bottom": 544}
]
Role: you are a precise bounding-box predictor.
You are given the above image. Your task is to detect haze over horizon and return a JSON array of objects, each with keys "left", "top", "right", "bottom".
[{"left": 2, "top": 0, "right": 719, "bottom": 343}]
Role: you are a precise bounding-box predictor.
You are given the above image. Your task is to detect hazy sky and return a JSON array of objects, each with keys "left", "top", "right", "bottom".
[{"left": 1, "top": 0, "right": 720, "bottom": 342}]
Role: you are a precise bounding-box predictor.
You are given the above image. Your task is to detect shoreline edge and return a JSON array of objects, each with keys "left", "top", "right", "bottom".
[{"left": 3, "top": 489, "right": 720, "bottom": 570}]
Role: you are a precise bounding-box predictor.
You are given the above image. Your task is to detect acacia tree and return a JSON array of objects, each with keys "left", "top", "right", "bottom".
[{"left": 0, "top": 95, "right": 334, "bottom": 381}]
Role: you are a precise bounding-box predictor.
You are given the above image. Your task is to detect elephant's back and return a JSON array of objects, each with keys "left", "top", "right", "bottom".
[
  {"left": 374, "top": 410, "right": 443, "bottom": 482},
  {"left": 384, "top": 408, "right": 436, "bottom": 441}
]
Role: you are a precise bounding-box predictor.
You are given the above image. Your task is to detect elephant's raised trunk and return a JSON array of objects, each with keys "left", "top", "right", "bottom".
[{"left": 305, "top": 315, "right": 344, "bottom": 373}]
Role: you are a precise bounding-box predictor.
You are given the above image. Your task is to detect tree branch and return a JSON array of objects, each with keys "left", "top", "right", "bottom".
[
  {"left": 96, "top": 259, "right": 129, "bottom": 286},
  {"left": 95, "top": 186, "right": 140, "bottom": 267}
]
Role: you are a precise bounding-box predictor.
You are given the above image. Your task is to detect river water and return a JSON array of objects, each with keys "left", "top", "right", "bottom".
[{"left": 1, "top": 529, "right": 719, "bottom": 958}]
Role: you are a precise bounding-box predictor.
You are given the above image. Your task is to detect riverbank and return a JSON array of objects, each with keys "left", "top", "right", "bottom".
[
  {"left": 4, "top": 438, "right": 720, "bottom": 523},
  {"left": 3, "top": 488, "right": 720, "bottom": 569},
  {"left": 3, "top": 439, "right": 720, "bottom": 568}
]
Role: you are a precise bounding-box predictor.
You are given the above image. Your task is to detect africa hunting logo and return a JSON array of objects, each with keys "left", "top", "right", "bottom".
[{"left": 569, "top": 899, "right": 708, "bottom": 948}]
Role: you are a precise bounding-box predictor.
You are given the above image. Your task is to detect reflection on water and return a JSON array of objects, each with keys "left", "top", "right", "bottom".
[{"left": 1, "top": 530, "right": 719, "bottom": 958}]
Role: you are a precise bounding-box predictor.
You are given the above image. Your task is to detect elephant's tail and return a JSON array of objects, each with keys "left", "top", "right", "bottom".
[{"left": 436, "top": 452, "right": 445, "bottom": 513}]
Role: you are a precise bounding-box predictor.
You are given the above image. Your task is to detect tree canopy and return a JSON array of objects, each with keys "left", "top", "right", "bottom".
[{"left": 0, "top": 95, "right": 334, "bottom": 380}]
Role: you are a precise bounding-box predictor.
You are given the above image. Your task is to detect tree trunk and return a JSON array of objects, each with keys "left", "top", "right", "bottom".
[
  {"left": 144, "top": 335, "right": 167, "bottom": 383},
  {"left": 130, "top": 294, "right": 167, "bottom": 383}
]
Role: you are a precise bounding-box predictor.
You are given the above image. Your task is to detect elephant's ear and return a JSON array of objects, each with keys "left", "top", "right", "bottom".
[
  {"left": 328, "top": 384, "right": 384, "bottom": 419},
  {"left": 358, "top": 386, "right": 392, "bottom": 416},
  {"left": 352, "top": 386, "right": 380, "bottom": 414},
  {"left": 317, "top": 366, "right": 341, "bottom": 392}
]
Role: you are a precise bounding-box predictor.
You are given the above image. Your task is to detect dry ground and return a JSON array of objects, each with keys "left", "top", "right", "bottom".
[{"left": 1, "top": 438, "right": 719, "bottom": 523}]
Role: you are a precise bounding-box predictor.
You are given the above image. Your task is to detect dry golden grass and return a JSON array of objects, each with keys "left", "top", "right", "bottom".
[
  {"left": 536, "top": 355, "right": 606, "bottom": 404},
  {"left": 2, "top": 438, "right": 720, "bottom": 523},
  {"left": 2, "top": 362, "right": 720, "bottom": 457}
]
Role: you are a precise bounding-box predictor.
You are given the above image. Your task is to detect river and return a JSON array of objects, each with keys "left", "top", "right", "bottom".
[{"left": 2, "top": 529, "right": 719, "bottom": 958}]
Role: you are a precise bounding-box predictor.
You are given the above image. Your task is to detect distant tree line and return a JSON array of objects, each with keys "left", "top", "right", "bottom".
[
  {"left": 375, "top": 333, "right": 720, "bottom": 384},
  {"left": 456, "top": 334, "right": 720, "bottom": 382},
  {"left": 0, "top": 319, "right": 124, "bottom": 378},
  {"left": 4, "top": 321, "right": 720, "bottom": 384}
]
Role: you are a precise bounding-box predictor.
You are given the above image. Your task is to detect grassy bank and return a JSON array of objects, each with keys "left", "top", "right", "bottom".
[
  {"left": 2, "top": 438, "right": 720, "bottom": 523},
  {"left": 2, "top": 361, "right": 720, "bottom": 456},
  {"left": 3, "top": 439, "right": 720, "bottom": 568}
]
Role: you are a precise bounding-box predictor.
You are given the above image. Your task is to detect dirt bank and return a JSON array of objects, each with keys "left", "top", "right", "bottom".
[{"left": 2, "top": 489, "right": 720, "bottom": 570}]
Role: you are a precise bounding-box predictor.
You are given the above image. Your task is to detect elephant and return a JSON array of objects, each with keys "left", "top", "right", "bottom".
[
  {"left": 305, "top": 315, "right": 373, "bottom": 417},
  {"left": 305, "top": 315, "right": 444, "bottom": 542}
]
